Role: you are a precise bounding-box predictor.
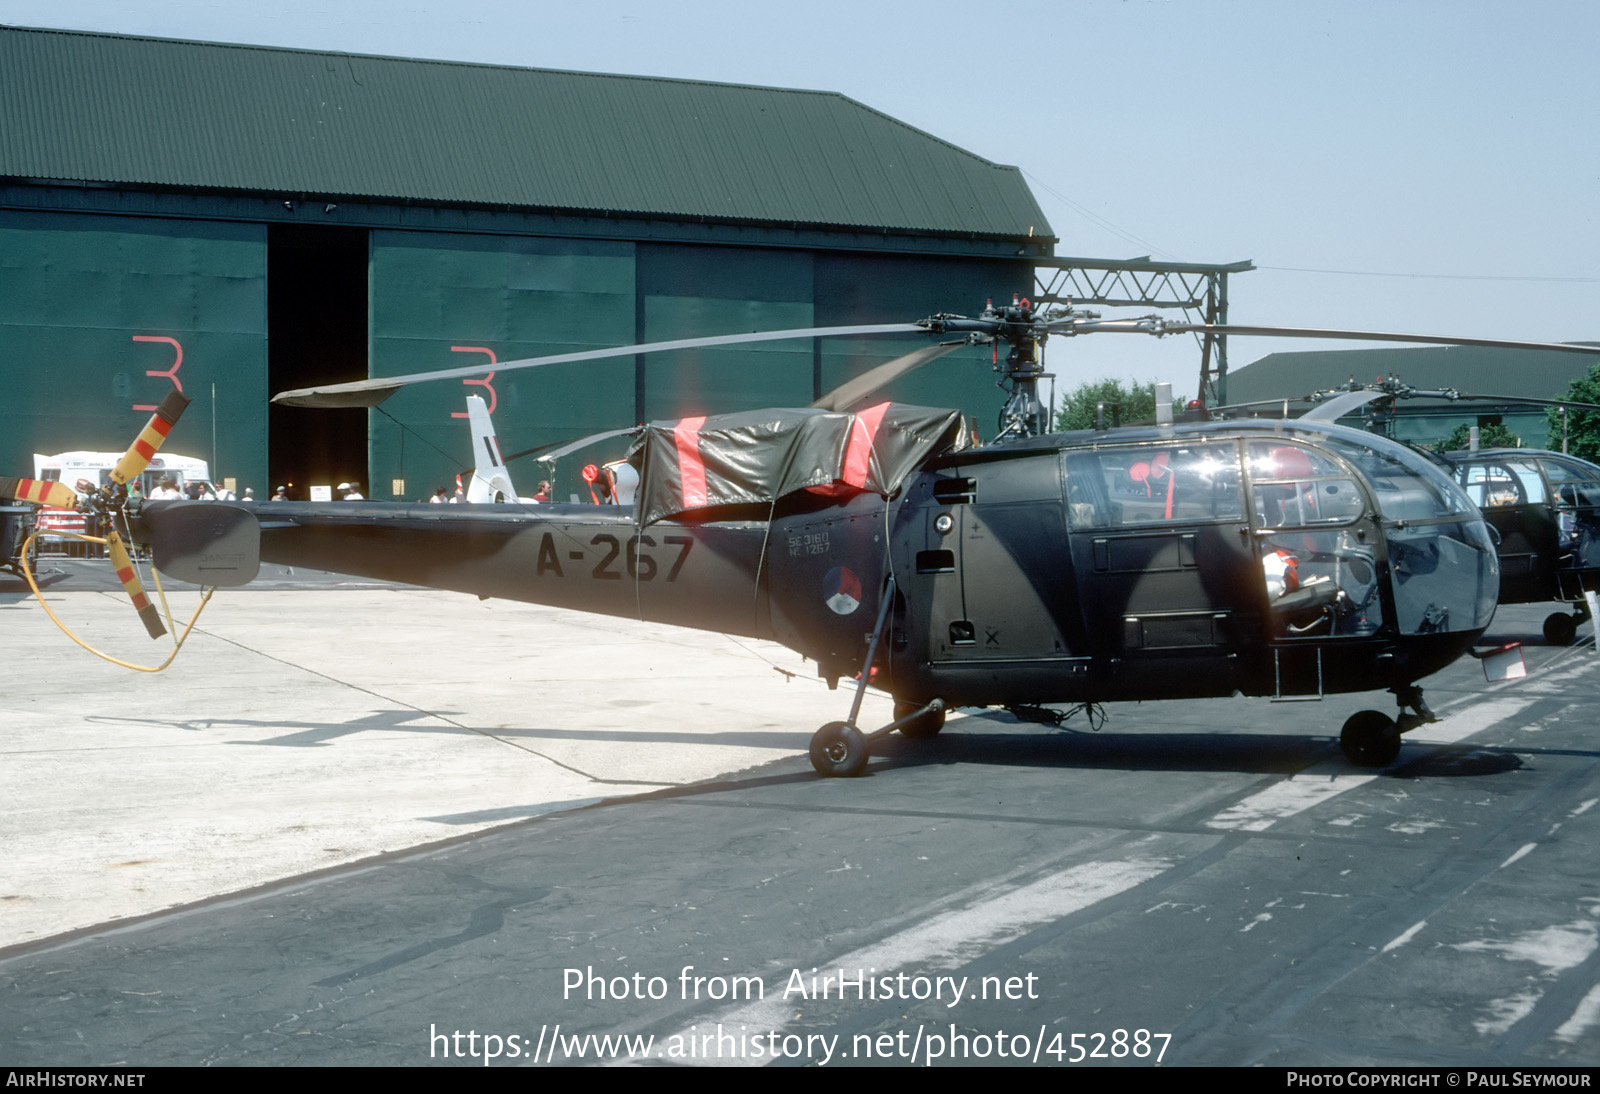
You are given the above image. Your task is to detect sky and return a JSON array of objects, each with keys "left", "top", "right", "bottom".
[{"left": 4, "top": 0, "right": 1597, "bottom": 397}]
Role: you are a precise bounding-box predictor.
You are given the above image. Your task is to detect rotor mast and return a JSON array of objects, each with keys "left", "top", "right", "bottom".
[{"left": 920, "top": 296, "right": 1055, "bottom": 440}]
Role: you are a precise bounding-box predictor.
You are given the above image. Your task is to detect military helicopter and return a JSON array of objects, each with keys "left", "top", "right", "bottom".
[
  {"left": 7, "top": 300, "right": 1597, "bottom": 775},
  {"left": 1440, "top": 447, "right": 1600, "bottom": 645},
  {"left": 1220, "top": 378, "right": 1600, "bottom": 647}
]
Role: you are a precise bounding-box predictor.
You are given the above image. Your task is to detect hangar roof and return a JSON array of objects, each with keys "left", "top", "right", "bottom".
[
  {"left": 1228, "top": 344, "right": 1600, "bottom": 404},
  {"left": 0, "top": 25, "right": 1051, "bottom": 242}
]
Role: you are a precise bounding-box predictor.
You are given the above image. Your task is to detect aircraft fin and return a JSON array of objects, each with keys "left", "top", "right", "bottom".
[{"left": 463, "top": 395, "right": 520, "bottom": 503}]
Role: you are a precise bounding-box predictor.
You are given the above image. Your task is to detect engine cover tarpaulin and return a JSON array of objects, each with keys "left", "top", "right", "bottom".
[{"left": 629, "top": 403, "right": 969, "bottom": 525}]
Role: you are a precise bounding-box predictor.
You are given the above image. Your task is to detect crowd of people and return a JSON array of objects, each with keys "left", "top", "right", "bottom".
[{"left": 142, "top": 477, "right": 559, "bottom": 504}]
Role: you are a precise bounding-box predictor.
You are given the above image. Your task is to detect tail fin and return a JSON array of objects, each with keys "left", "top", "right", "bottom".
[{"left": 463, "top": 395, "right": 520, "bottom": 503}]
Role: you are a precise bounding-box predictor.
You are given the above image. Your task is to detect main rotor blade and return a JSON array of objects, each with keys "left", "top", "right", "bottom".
[
  {"left": 1302, "top": 391, "right": 1387, "bottom": 421},
  {"left": 811, "top": 342, "right": 968, "bottom": 412},
  {"left": 1442, "top": 393, "right": 1600, "bottom": 411},
  {"left": 272, "top": 324, "right": 926, "bottom": 408},
  {"left": 536, "top": 427, "right": 641, "bottom": 463},
  {"left": 1075, "top": 319, "right": 1600, "bottom": 356}
]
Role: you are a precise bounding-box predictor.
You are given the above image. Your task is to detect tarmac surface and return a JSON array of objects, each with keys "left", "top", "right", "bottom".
[
  {"left": 3, "top": 557, "right": 1600, "bottom": 1067},
  {"left": 1, "top": 560, "right": 891, "bottom": 944}
]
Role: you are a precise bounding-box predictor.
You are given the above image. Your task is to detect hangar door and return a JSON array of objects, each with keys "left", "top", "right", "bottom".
[{"left": 0, "top": 209, "right": 267, "bottom": 491}]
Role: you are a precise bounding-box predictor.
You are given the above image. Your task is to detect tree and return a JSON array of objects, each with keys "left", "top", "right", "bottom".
[
  {"left": 1545, "top": 361, "right": 1600, "bottom": 461},
  {"left": 1054, "top": 378, "right": 1185, "bottom": 432},
  {"left": 1437, "top": 421, "right": 1521, "bottom": 452}
]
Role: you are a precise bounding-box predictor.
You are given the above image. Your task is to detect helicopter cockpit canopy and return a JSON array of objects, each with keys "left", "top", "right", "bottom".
[
  {"left": 1062, "top": 421, "right": 1497, "bottom": 640},
  {"left": 1294, "top": 425, "right": 1498, "bottom": 636}
]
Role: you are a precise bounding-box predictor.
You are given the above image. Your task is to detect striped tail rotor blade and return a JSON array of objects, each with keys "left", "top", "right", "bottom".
[
  {"left": 0, "top": 476, "right": 78, "bottom": 507},
  {"left": 106, "top": 530, "right": 167, "bottom": 640},
  {"left": 112, "top": 389, "right": 192, "bottom": 486}
]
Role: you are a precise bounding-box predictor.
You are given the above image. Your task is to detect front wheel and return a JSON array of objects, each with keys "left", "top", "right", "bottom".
[
  {"left": 809, "top": 721, "right": 869, "bottom": 777},
  {"left": 1340, "top": 710, "right": 1401, "bottom": 767},
  {"left": 1544, "top": 611, "right": 1579, "bottom": 646}
]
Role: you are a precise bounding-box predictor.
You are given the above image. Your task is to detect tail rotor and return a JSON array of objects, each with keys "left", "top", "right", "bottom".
[{"left": 4, "top": 388, "right": 198, "bottom": 648}]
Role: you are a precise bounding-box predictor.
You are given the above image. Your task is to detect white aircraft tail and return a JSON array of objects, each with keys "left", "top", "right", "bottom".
[{"left": 463, "top": 395, "right": 520, "bottom": 503}]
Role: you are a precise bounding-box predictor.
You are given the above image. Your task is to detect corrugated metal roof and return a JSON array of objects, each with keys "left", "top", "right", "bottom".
[
  {"left": 1229, "top": 344, "right": 1600, "bottom": 404},
  {"left": 0, "top": 26, "right": 1051, "bottom": 240}
]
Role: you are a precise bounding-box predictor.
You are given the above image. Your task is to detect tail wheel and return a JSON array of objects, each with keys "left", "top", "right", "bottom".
[
  {"left": 895, "top": 701, "right": 946, "bottom": 739},
  {"left": 809, "top": 721, "right": 869, "bottom": 777}
]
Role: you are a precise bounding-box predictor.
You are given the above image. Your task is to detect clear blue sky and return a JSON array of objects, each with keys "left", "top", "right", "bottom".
[{"left": 7, "top": 0, "right": 1596, "bottom": 397}]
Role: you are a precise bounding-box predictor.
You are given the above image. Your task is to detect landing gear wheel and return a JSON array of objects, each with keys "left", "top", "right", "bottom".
[
  {"left": 1544, "top": 611, "right": 1579, "bottom": 646},
  {"left": 810, "top": 721, "right": 869, "bottom": 777},
  {"left": 1341, "top": 710, "right": 1401, "bottom": 768},
  {"left": 895, "top": 701, "right": 946, "bottom": 739}
]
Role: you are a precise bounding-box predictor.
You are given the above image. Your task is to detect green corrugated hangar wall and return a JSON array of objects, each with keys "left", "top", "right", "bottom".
[
  {"left": 2, "top": 208, "right": 1030, "bottom": 500},
  {"left": 0, "top": 209, "right": 269, "bottom": 491}
]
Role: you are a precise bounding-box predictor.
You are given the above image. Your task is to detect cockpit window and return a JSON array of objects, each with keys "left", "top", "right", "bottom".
[
  {"left": 1314, "top": 432, "right": 1474, "bottom": 521},
  {"left": 1456, "top": 459, "right": 1546, "bottom": 507},
  {"left": 1065, "top": 442, "right": 1242, "bottom": 529},
  {"left": 1540, "top": 458, "right": 1600, "bottom": 507},
  {"left": 1248, "top": 441, "right": 1365, "bottom": 527}
]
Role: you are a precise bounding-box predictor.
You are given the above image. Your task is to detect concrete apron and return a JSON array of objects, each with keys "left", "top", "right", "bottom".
[{"left": 0, "top": 587, "right": 893, "bottom": 947}]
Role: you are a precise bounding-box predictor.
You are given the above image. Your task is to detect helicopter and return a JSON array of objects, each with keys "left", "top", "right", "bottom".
[
  {"left": 1218, "top": 378, "right": 1600, "bottom": 648},
  {"left": 1439, "top": 447, "right": 1600, "bottom": 646},
  {"left": 6, "top": 300, "right": 1597, "bottom": 776}
]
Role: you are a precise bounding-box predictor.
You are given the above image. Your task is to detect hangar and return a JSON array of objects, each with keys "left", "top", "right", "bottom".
[{"left": 0, "top": 25, "right": 1053, "bottom": 499}]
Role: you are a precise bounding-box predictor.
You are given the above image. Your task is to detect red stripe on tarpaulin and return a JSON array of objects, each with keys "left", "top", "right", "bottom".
[
  {"left": 840, "top": 403, "right": 890, "bottom": 489},
  {"left": 674, "top": 416, "right": 708, "bottom": 509}
]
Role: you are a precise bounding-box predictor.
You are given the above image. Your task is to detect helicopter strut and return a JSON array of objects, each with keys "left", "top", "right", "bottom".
[{"left": 808, "top": 574, "right": 950, "bottom": 777}]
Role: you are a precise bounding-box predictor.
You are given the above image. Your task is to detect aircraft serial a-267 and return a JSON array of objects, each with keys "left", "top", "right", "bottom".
[{"left": 5, "top": 300, "right": 1597, "bottom": 775}]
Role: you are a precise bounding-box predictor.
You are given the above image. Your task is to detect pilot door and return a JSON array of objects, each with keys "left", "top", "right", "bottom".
[
  {"left": 1064, "top": 440, "right": 1260, "bottom": 698},
  {"left": 1453, "top": 456, "right": 1555, "bottom": 604},
  {"left": 1541, "top": 457, "right": 1600, "bottom": 597}
]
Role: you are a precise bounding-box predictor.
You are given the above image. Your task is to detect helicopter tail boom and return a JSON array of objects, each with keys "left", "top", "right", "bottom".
[{"left": 131, "top": 501, "right": 778, "bottom": 642}]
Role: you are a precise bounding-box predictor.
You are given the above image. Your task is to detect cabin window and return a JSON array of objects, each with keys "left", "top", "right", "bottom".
[{"left": 1065, "top": 443, "right": 1242, "bottom": 530}]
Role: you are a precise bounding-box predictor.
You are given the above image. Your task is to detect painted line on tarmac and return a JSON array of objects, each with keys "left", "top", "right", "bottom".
[
  {"left": 658, "top": 852, "right": 1173, "bottom": 1065},
  {"left": 1205, "top": 697, "right": 1538, "bottom": 832}
]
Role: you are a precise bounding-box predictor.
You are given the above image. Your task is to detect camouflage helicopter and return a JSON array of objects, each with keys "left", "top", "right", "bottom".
[{"left": 6, "top": 300, "right": 1596, "bottom": 775}]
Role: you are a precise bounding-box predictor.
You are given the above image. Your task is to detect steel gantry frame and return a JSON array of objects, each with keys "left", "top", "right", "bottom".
[{"left": 1034, "top": 255, "right": 1255, "bottom": 406}]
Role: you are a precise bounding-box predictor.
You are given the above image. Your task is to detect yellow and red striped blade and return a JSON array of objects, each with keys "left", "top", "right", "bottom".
[
  {"left": 106, "top": 530, "right": 167, "bottom": 640},
  {"left": 112, "top": 389, "right": 192, "bottom": 486},
  {"left": 0, "top": 476, "right": 78, "bottom": 507}
]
